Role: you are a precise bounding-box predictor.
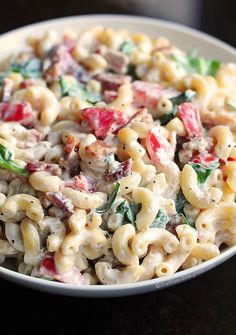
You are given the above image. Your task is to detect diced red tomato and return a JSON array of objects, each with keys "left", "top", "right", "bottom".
[
  {"left": 39, "top": 254, "right": 84, "bottom": 284},
  {"left": 39, "top": 254, "right": 57, "bottom": 277},
  {"left": 178, "top": 102, "right": 202, "bottom": 138},
  {"left": 146, "top": 128, "right": 174, "bottom": 165},
  {"left": 132, "top": 81, "right": 179, "bottom": 111},
  {"left": 81, "top": 107, "right": 128, "bottom": 139},
  {"left": 191, "top": 152, "right": 219, "bottom": 167},
  {"left": 0, "top": 102, "right": 32, "bottom": 123}
]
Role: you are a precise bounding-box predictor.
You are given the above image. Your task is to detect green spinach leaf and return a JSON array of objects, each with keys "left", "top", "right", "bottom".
[
  {"left": 97, "top": 182, "right": 120, "bottom": 214},
  {"left": 160, "top": 89, "right": 196, "bottom": 125},
  {"left": 150, "top": 208, "right": 169, "bottom": 228},
  {"left": 173, "top": 51, "right": 221, "bottom": 76},
  {"left": 190, "top": 162, "right": 219, "bottom": 184},
  {"left": 0, "top": 145, "right": 28, "bottom": 176},
  {"left": 11, "top": 58, "right": 42, "bottom": 78}
]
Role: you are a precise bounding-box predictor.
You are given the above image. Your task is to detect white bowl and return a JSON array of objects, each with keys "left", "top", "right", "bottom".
[{"left": 0, "top": 14, "right": 236, "bottom": 297}]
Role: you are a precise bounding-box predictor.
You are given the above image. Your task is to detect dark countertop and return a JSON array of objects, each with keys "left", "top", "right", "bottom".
[
  {"left": 1, "top": 1, "right": 236, "bottom": 334},
  {"left": 2, "top": 256, "right": 236, "bottom": 335}
]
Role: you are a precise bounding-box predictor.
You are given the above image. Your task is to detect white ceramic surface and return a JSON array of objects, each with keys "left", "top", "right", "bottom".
[{"left": 0, "top": 14, "right": 236, "bottom": 297}]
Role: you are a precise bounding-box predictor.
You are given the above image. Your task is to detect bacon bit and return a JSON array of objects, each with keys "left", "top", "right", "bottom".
[
  {"left": 0, "top": 102, "right": 33, "bottom": 124},
  {"left": 106, "top": 158, "right": 132, "bottom": 182},
  {"left": 192, "top": 152, "right": 219, "bottom": 167},
  {"left": 84, "top": 140, "right": 115, "bottom": 158},
  {"left": 81, "top": 107, "right": 128, "bottom": 139},
  {"left": 44, "top": 44, "right": 89, "bottom": 83},
  {"left": 26, "top": 162, "right": 62, "bottom": 176},
  {"left": 132, "top": 81, "right": 179, "bottom": 111},
  {"left": 103, "top": 90, "right": 118, "bottom": 103},
  {"left": 129, "top": 108, "right": 154, "bottom": 124},
  {"left": 96, "top": 73, "right": 131, "bottom": 91},
  {"left": 63, "top": 173, "right": 96, "bottom": 193},
  {"left": 178, "top": 102, "right": 202, "bottom": 139},
  {"left": 20, "top": 78, "right": 37, "bottom": 89},
  {"left": 166, "top": 215, "right": 183, "bottom": 237},
  {"left": 46, "top": 192, "right": 74, "bottom": 213},
  {"left": 64, "top": 135, "right": 79, "bottom": 155},
  {"left": 54, "top": 267, "right": 84, "bottom": 285},
  {"left": 63, "top": 34, "right": 77, "bottom": 53},
  {"left": 146, "top": 128, "right": 173, "bottom": 165},
  {"left": 103, "top": 49, "right": 128, "bottom": 74},
  {"left": 227, "top": 157, "right": 236, "bottom": 162}
]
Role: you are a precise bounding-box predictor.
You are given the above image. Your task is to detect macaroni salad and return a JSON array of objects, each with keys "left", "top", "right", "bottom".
[{"left": 0, "top": 26, "right": 236, "bottom": 285}]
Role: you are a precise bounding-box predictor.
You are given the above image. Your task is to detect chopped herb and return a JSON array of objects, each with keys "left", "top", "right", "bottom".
[
  {"left": 179, "top": 213, "right": 190, "bottom": 226},
  {"left": 59, "top": 76, "right": 101, "bottom": 103},
  {"left": 172, "top": 50, "right": 221, "bottom": 76},
  {"left": 10, "top": 58, "right": 42, "bottom": 78},
  {"left": 190, "top": 161, "right": 219, "bottom": 184},
  {"left": 175, "top": 191, "right": 188, "bottom": 214},
  {"left": 126, "top": 64, "right": 139, "bottom": 80},
  {"left": 150, "top": 208, "right": 169, "bottom": 228},
  {"left": 96, "top": 182, "right": 120, "bottom": 214},
  {"left": 160, "top": 89, "right": 196, "bottom": 125},
  {"left": 175, "top": 191, "right": 196, "bottom": 227},
  {"left": 0, "top": 144, "right": 28, "bottom": 176},
  {"left": 0, "top": 72, "right": 7, "bottom": 85},
  {"left": 120, "top": 41, "right": 137, "bottom": 54},
  {"left": 116, "top": 200, "right": 136, "bottom": 226}
]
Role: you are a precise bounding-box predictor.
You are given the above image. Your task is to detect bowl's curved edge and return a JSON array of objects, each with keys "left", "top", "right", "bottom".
[
  {"left": 0, "top": 14, "right": 236, "bottom": 297},
  {"left": 1, "top": 246, "right": 236, "bottom": 297}
]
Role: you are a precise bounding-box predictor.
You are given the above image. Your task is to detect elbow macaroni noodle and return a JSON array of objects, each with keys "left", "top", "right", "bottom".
[{"left": 0, "top": 26, "right": 235, "bottom": 285}]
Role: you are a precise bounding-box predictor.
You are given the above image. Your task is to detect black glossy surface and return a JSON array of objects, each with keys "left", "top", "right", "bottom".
[
  {"left": 2, "top": 257, "right": 236, "bottom": 334},
  {"left": 1, "top": 1, "right": 236, "bottom": 334}
]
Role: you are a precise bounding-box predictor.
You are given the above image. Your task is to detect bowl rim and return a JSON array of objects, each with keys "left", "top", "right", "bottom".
[
  {"left": 0, "top": 14, "right": 236, "bottom": 293},
  {"left": 1, "top": 245, "right": 236, "bottom": 292}
]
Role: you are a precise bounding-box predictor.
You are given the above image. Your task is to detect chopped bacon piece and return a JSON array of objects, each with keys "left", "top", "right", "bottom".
[
  {"left": 104, "top": 49, "right": 128, "bottom": 73},
  {"left": 106, "top": 158, "right": 132, "bottom": 182},
  {"left": 81, "top": 107, "right": 128, "bottom": 139},
  {"left": 96, "top": 73, "right": 131, "bottom": 91},
  {"left": 63, "top": 33, "right": 77, "bottom": 53},
  {"left": 46, "top": 192, "right": 74, "bottom": 213},
  {"left": 103, "top": 90, "right": 118, "bottom": 103},
  {"left": 0, "top": 102, "right": 33, "bottom": 124},
  {"left": 63, "top": 173, "right": 96, "bottom": 193},
  {"left": 166, "top": 215, "right": 183, "bottom": 237},
  {"left": 26, "top": 162, "right": 62, "bottom": 176},
  {"left": 64, "top": 135, "right": 79, "bottom": 155},
  {"left": 132, "top": 81, "right": 179, "bottom": 111},
  {"left": 178, "top": 102, "right": 202, "bottom": 138},
  {"left": 191, "top": 152, "right": 219, "bottom": 167},
  {"left": 54, "top": 267, "right": 84, "bottom": 285},
  {"left": 84, "top": 140, "right": 115, "bottom": 158},
  {"left": 44, "top": 44, "right": 89, "bottom": 83},
  {"left": 146, "top": 128, "right": 173, "bottom": 165}
]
